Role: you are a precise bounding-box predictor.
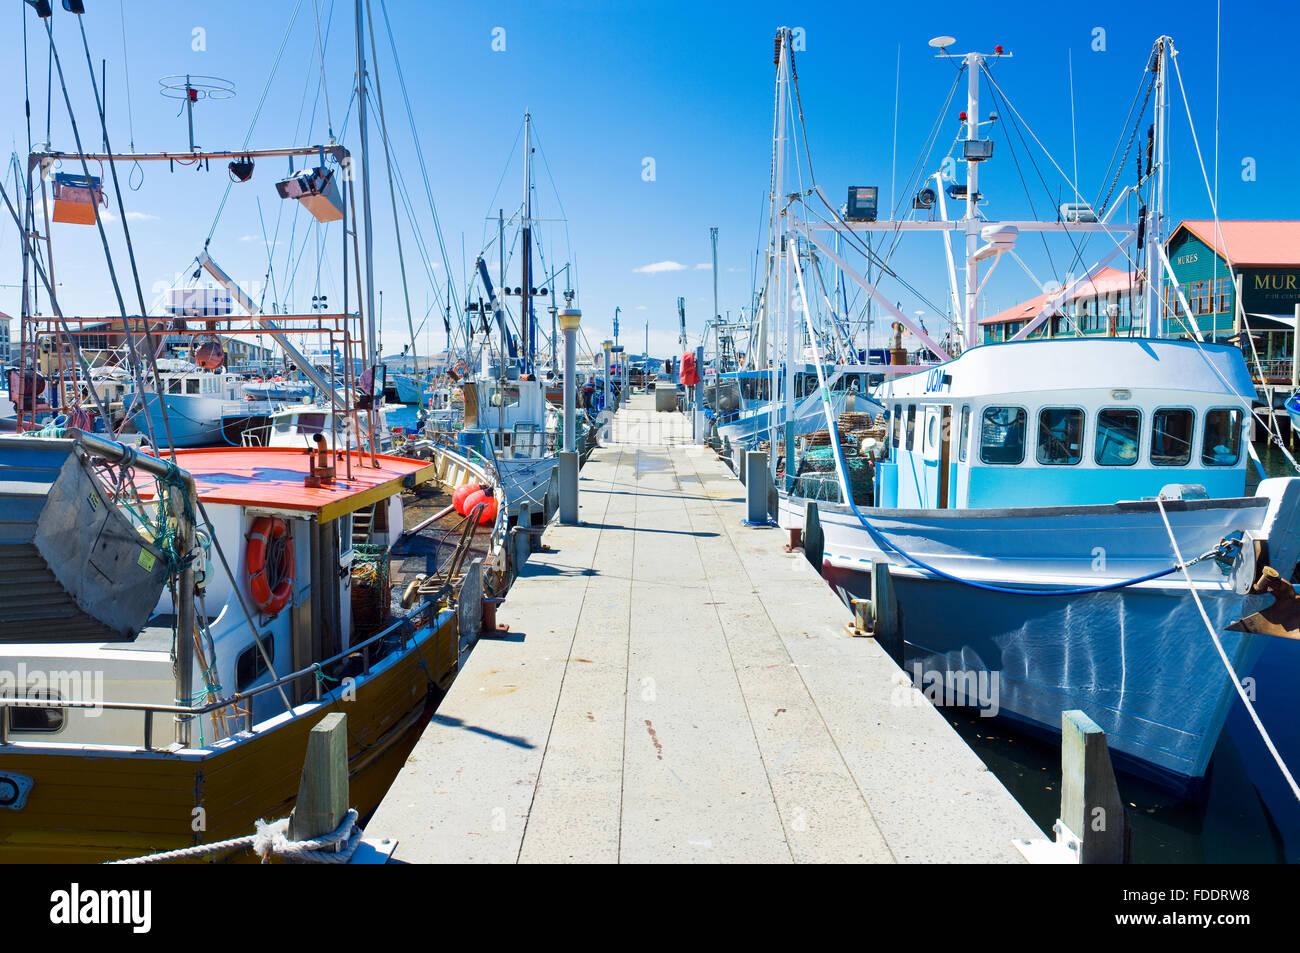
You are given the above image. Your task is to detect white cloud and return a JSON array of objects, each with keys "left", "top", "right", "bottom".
[
  {"left": 125, "top": 211, "right": 158, "bottom": 222},
  {"left": 633, "top": 260, "right": 687, "bottom": 274},
  {"left": 634, "top": 305, "right": 647, "bottom": 310},
  {"left": 694, "top": 263, "right": 711, "bottom": 270}
]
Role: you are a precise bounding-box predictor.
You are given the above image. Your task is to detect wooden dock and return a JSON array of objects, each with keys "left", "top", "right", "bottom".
[{"left": 368, "top": 395, "right": 1042, "bottom": 862}]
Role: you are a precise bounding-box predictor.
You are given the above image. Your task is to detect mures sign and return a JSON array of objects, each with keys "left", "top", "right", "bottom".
[{"left": 1243, "top": 270, "right": 1300, "bottom": 315}]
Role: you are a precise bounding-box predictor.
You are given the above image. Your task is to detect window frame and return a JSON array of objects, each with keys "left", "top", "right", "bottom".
[
  {"left": 958, "top": 405, "right": 971, "bottom": 462},
  {"left": 1201, "top": 407, "right": 1244, "bottom": 467},
  {"left": 1035, "top": 406, "right": 1086, "bottom": 466},
  {"left": 6, "top": 691, "right": 65, "bottom": 734},
  {"left": 979, "top": 405, "right": 1029, "bottom": 466},
  {"left": 1094, "top": 406, "right": 1143, "bottom": 467},
  {"left": 1150, "top": 406, "right": 1197, "bottom": 467}
]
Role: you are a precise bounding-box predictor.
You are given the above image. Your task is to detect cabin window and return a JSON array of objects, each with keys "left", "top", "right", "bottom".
[
  {"left": 1095, "top": 408, "right": 1141, "bottom": 466},
  {"left": 906, "top": 405, "right": 917, "bottom": 450},
  {"left": 7, "top": 692, "right": 64, "bottom": 733},
  {"left": 236, "top": 634, "right": 276, "bottom": 692},
  {"left": 1202, "top": 408, "right": 1243, "bottom": 466},
  {"left": 186, "top": 378, "right": 200, "bottom": 395},
  {"left": 958, "top": 406, "right": 971, "bottom": 462},
  {"left": 1037, "top": 408, "right": 1084, "bottom": 465},
  {"left": 167, "top": 378, "right": 182, "bottom": 394},
  {"left": 1151, "top": 408, "right": 1195, "bottom": 466},
  {"left": 979, "top": 406, "right": 1027, "bottom": 465},
  {"left": 296, "top": 413, "right": 328, "bottom": 436},
  {"left": 926, "top": 409, "right": 940, "bottom": 450},
  {"left": 892, "top": 406, "right": 902, "bottom": 449}
]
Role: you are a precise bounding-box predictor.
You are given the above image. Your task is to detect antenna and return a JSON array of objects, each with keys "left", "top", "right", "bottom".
[
  {"left": 158, "top": 75, "right": 235, "bottom": 153},
  {"left": 929, "top": 35, "right": 957, "bottom": 50}
]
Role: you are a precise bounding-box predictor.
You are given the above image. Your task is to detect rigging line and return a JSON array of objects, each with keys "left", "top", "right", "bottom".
[
  {"left": 73, "top": 12, "right": 174, "bottom": 447},
  {"left": 378, "top": 0, "right": 458, "bottom": 312},
  {"left": 0, "top": 175, "right": 114, "bottom": 430},
  {"left": 364, "top": 5, "right": 418, "bottom": 366},
  {"left": 40, "top": 15, "right": 159, "bottom": 447},
  {"left": 205, "top": 0, "right": 306, "bottom": 245},
  {"left": 312, "top": 0, "right": 336, "bottom": 137},
  {"left": 479, "top": 119, "right": 525, "bottom": 250},
  {"left": 116, "top": 0, "right": 135, "bottom": 148},
  {"left": 887, "top": 67, "right": 963, "bottom": 223},
  {"left": 983, "top": 77, "right": 1060, "bottom": 279},
  {"left": 1094, "top": 62, "right": 1153, "bottom": 216},
  {"left": 1155, "top": 498, "right": 1300, "bottom": 804},
  {"left": 1167, "top": 42, "right": 1286, "bottom": 438},
  {"left": 981, "top": 63, "right": 1083, "bottom": 199}
]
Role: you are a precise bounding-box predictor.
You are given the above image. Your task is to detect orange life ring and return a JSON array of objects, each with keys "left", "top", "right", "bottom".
[{"left": 246, "top": 516, "right": 294, "bottom": 617}]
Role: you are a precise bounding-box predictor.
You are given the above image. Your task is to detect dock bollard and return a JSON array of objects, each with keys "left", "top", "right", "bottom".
[
  {"left": 745, "top": 450, "right": 768, "bottom": 525},
  {"left": 559, "top": 451, "right": 579, "bottom": 524},
  {"left": 1014, "top": 710, "right": 1131, "bottom": 863}
]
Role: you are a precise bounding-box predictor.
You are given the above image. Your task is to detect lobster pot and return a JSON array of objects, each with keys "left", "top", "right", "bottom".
[
  {"left": 51, "top": 172, "right": 104, "bottom": 226},
  {"left": 350, "top": 543, "right": 391, "bottom": 635},
  {"left": 275, "top": 167, "right": 344, "bottom": 223}
]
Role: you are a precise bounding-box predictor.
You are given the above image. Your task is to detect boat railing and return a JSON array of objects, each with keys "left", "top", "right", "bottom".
[{"left": 0, "top": 592, "right": 451, "bottom": 751}]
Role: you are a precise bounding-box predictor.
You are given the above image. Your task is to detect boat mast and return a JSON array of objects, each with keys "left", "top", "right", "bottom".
[
  {"left": 355, "top": 0, "right": 377, "bottom": 368},
  {"left": 1144, "top": 37, "right": 1170, "bottom": 338},
  {"left": 522, "top": 112, "right": 534, "bottom": 376},
  {"left": 962, "top": 49, "right": 983, "bottom": 349}
]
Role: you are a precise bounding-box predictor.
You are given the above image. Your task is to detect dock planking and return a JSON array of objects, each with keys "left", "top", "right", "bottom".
[{"left": 368, "top": 395, "right": 1042, "bottom": 862}]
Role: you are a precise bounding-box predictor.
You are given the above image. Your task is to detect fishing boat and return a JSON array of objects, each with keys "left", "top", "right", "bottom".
[
  {"left": 766, "top": 30, "right": 1300, "bottom": 785},
  {"left": 0, "top": 0, "right": 515, "bottom": 861},
  {"left": 0, "top": 431, "right": 506, "bottom": 862},
  {"left": 123, "top": 359, "right": 244, "bottom": 448},
  {"left": 440, "top": 113, "right": 575, "bottom": 520}
]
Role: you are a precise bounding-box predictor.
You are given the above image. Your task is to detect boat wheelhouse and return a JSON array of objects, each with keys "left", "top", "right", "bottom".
[{"left": 873, "top": 338, "right": 1251, "bottom": 510}]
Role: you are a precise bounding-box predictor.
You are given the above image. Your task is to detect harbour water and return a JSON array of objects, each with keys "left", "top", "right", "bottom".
[{"left": 949, "top": 440, "right": 1300, "bottom": 863}]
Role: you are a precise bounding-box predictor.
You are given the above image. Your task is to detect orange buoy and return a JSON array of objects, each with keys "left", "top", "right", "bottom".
[
  {"left": 452, "top": 482, "right": 482, "bottom": 516},
  {"left": 245, "top": 516, "right": 294, "bottom": 617},
  {"left": 463, "top": 488, "right": 497, "bottom": 525}
]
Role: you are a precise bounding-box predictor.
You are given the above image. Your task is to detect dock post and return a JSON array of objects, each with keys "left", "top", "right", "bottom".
[
  {"left": 802, "top": 500, "right": 824, "bottom": 569},
  {"left": 559, "top": 307, "right": 582, "bottom": 453},
  {"left": 559, "top": 451, "right": 580, "bottom": 524},
  {"left": 288, "top": 712, "right": 349, "bottom": 845},
  {"left": 1060, "top": 710, "right": 1130, "bottom": 864},
  {"left": 745, "top": 450, "right": 768, "bottom": 524},
  {"left": 694, "top": 344, "right": 706, "bottom": 445},
  {"left": 870, "top": 562, "right": 902, "bottom": 664},
  {"left": 457, "top": 558, "right": 483, "bottom": 668},
  {"left": 738, "top": 449, "right": 748, "bottom": 486}
]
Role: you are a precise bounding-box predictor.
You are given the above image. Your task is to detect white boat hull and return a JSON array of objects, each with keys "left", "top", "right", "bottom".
[{"left": 779, "top": 479, "right": 1300, "bottom": 783}]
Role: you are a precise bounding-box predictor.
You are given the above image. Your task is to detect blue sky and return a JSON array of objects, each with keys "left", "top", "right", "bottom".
[{"left": 2, "top": 0, "right": 1293, "bottom": 360}]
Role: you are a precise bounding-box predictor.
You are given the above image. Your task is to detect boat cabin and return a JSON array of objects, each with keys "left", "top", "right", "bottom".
[{"left": 871, "top": 338, "right": 1253, "bottom": 510}]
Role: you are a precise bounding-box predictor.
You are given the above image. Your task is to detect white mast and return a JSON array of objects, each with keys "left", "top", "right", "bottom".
[
  {"left": 1144, "top": 37, "right": 1170, "bottom": 337},
  {"left": 355, "top": 0, "right": 377, "bottom": 366},
  {"left": 963, "top": 49, "right": 982, "bottom": 349}
]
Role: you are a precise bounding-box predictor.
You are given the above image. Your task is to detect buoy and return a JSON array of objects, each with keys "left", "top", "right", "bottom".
[
  {"left": 463, "top": 488, "right": 497, "bottom": 525},
  {"left": 245, "top": 516, "right": 294, "bottom": 617},
  {"left": 452, "top": 482, "right": 482, "bottom": 516}
]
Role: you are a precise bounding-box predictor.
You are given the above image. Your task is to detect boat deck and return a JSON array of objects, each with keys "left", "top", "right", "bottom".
[{"left": 368, "top": 395, "right": 1041, "bottom": 862}]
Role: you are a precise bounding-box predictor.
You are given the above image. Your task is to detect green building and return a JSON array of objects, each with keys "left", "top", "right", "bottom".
[
  {"left": 1164, "top": 221, "right": 1300, "bottom": 382},
  {"left": 980, "top": 221, "right": 1300, "bottom": 384}
]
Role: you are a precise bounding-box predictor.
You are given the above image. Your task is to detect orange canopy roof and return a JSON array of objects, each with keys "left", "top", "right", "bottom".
[
  {"left": 1174, "top": 220, "right": 1300, "bottom": 268},
  {"left": 141, "top": 446, "right": 435, "bottom": 523}
]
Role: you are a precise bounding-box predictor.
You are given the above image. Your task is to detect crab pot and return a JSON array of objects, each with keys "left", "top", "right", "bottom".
[
  {"left": 275, "top": 166, "right": 344, "bottom": 223},
  {"left": 51, "top": 172, "right": 104, "bottom": 226}
]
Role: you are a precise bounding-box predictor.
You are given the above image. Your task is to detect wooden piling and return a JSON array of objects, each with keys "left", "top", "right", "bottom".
[
  {"left": 1059, "top": 710, "right": 1129, "bottom": 864},
  {"left": 288, "top": 712, "right": 349, "bottom": 844}
]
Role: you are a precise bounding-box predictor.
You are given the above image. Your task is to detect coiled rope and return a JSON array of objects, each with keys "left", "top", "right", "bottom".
[{"left": 107, "top": 808, "right": 362, "bottom": 865}]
